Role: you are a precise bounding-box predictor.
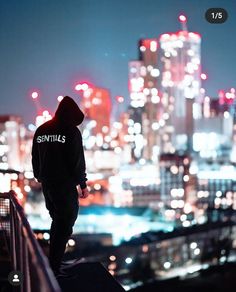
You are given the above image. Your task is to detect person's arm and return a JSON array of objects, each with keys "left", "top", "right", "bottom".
[
  {"left": 68, "top": 129, "right": 88, "bottom": 189},
  {"left": 31, "top": 134, "right": 40, "bottom": 182}
]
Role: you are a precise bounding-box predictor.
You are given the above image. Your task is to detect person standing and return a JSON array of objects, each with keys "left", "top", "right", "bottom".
[{"left": 32, "top": 96, "right": 89, "bottom": 275}]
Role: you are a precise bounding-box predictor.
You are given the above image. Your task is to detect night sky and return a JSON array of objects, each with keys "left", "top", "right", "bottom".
[{"left": 0, "top": 0, "right": 236, "bottom": 124}]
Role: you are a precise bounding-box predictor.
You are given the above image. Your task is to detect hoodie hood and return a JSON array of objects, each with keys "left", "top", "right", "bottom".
[{"left": 54, "top": 96, "right": 84, "bottom": 126}]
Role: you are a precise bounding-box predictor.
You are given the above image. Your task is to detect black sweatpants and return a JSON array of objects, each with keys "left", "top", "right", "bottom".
[{"left": 41, "top": 181, "right": 79, "bottom": 273}]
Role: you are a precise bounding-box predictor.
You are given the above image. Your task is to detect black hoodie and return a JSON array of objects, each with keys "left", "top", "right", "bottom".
[{"left": 32, "top": 96, "right": 87, "bottom": 189}]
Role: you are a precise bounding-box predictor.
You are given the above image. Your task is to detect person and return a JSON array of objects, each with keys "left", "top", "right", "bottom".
[{"left": 32, "top": 96, "right": 89, "bottom": 275}]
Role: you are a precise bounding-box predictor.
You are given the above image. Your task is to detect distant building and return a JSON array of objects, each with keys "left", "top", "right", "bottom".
[
  {"left": 128, "top": 60, "right": 146, "bottom": 109},
  {"left": 159, "top": 153, "right": 195, "bottom": 213},
  {"left": 0, "top": 115, "right": 23, "bottom": 171},
  {"left": 128, "top": 60, "right": 146, "bottom": 160},
  {"left": 0, "top": 115, "right": 28, "bottom": 202},
  {"left": 138, "top": 39, "right": 159, "bottom": 90},
  {"left": 80, "top": 86, "right": 112, "bottom": 137},
  {"left": 159, "top": 30, "right": 201, "bottom": 153},
  {"left": 138, "top": 39, "right": 160, "bottom": 161},
  {"left": 110, "top": 163, "right": 160, "bottom": 207},
  {"left": 193, "top": 115, "right": 233, "bottom": 160},
  {"left": 128, "top": 39, "right": 161, "bottom": 161},
  {"left": 196, "top": 165, "right": 236, "bottom": 211}
]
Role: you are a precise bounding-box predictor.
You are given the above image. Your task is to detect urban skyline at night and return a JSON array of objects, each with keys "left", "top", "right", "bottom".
[
  {"left": 0, "top": 0, "right": 236, "bottom": 124},
  {"left": 1, "top": 1, "right": 236, "bottom": 291}
]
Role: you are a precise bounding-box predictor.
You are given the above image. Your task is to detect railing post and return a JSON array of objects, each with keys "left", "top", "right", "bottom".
[
  {"left": 10, "top": 200, "right": 17, "bottom": 270},
  {"left": 23, "top": 229, "right": 31, "bottom": 292},
  {"left": 5, "top": 191, "right": 61, "bottom": 292}
]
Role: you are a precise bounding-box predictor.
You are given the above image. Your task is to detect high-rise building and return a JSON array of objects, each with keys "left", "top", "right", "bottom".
[
  {"left": 128, "top": 61, "right": 146, "bottom": 160},
  {"left": 128, "top": 60, "right": 146, "bottom": 109},
  {"left": 138, "top": 39, "right": 159, "bottom": 90},
  {"left": 0, "top": 115, "right": 23, "bottom": 171},
  {"left": 159, "top": 29, "right": 201, "bottom": 153},
  {"left": 139, "top": 39, "right": 161, "bottom": 161},
  {"left": 79, "top": 85, "right": 112, "bottom": 138},
  {"left": 128, "top": 40, "right": 161, "bottom": 161}
]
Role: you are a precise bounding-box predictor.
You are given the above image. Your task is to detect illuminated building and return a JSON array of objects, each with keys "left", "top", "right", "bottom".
[
  {"left": 159, "top": 153, "right": 195, "bottom": 214},
  {"left": 109, "top": 163, "right": 160, "bottom": 207},
  {"left": 193, "top": 114, "right": 233, "bottom": 160},
  {"left": 0, "top": 115, "right": 23, "bottom": 171},
  {"left": 218, "top": 88, "right": 236, "bottom": 110},
  {"left": 35, "top": 110, "right": 52, "bottom": 128},
  {"left": 128, "top": 61, "right": 146, "bottom": 160},
  {"left": 79, "top": 84, "right": 112, "bottom": 138},
  {"left": 138, "top": 39, "right": 160, "bottom": 161},
  {"left": 125, "top": 106, "right": 145, "bottom": 161},
  {"left": 196, "top": 165, "right": 236, "bottom": 211},
  {"left": 128, "top": 60, "right": 146, "bottom": 108},
  {"left": 159, "top": 21, "right": 201, "bottom": 153},
  {"left": 216, "top": 88, "right": 236, "bottom": 162},
  {"left": 0, "top": 115, "right": 28, "bottom": 203},
  {"left": 117, "top": 112, "right": 129, "bottom": 146},
  {"left": 138, "top": 39, "right": 159, "bottom": 90},
  {"left": 20, "top": 126, "right": 35, "bottom": 172},
  {"left": 128, "top": 17, "right": 203, "bottom": 158},
  {"left": 128, "top": 39, "right": 161, "bottom": 161},
  {"left": 200, "top": 89, "right": 236, "bottom": 119}
]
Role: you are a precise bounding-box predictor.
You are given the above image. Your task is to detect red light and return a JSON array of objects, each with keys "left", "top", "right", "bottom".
[
  {"left": 201, "top": 73, "right": 207, "bottom": 80},
  {"left": 179, "top": 15, "right": 187, "bottom": 23},
  {"left": 32, "top": 91, "right": 39, "bottom": 99},
  {"left": 116, "top": 96, "right": 124, "bottom": 103}
]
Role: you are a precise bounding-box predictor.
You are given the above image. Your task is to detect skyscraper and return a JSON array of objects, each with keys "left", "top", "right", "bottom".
[
  {"left": 139, "top": 39, "right": 160, "bottom": 161},
  {"left": 128, "top": 40, "right": 161, "bottom": 161},
  {"left": 80, "top": 85, "right": 112, "bottom": 137},
  {"left": 159, "top": 28, "right": 201, "bottom": 153},
  {"left": 128, "top": 60, "right": 146, "bottom": 160}
]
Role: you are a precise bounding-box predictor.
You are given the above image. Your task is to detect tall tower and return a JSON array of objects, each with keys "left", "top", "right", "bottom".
[
  {"left": 78, "top": 84, "right": 112, "bottom": 137},
  {"left": 128, "top": 60, "right": 146, "bottom": 160},
  {"left": 128, "top": 39, "right": 161, "bottom": 161},
  {"left": 138, "top": 39, "right": 160, "bottom": 161},
  {"left": 159, "top": 15, "right": 201, "bottom": 153}
]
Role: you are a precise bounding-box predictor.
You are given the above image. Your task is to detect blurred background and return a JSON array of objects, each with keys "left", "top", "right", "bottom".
[{"left": 0, "top": 0, "right": 236, "bottom": 290}]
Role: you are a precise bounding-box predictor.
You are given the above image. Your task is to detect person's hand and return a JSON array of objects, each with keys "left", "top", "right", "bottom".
[{"left": 79, "top": 187, "right": 89, "bottom": 199}]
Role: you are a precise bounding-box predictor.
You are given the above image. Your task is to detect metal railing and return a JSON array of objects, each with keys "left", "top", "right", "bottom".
[{"left": 0, "top": 191, "right": 61, "bottom": 292}]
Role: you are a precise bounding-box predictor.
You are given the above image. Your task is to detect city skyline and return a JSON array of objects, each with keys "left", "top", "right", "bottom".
[{"left": 0, "top": 0, "right": 236, "bottom": 124}]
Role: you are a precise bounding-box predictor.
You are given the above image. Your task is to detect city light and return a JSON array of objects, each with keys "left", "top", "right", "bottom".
[
  {"left": 201, "top": 73, "right": 207, "bottom": 80},
  {"left": 109, "top": 255, "right": 116, "bottom": 261},
  {"left": 116, "top": 96, "right": 124, "bottom": 103},
  {"left": 43, "top": 232, "right": 50, "bottom": 240},
  {"left": 1, "top": 8, "right": 236, "bottom": 290},
  {"left": 68, "top": 239, "right": 76, "bottom": 247},
  {"left": 163, "top": 262, "right": 171, "bottom": 269},
  {"left": 75, "top": 82, "right": 89, "bottom": 91},
  {"left": 31, "top": 91, "right": 39, "bottom": 99},
  {"left": 57, "top": 95, "right": 63, "bottom": 102},
  {"left": 125, "top": 257, "right": 133, "bottom": 264},
  {"left": 179, "top": 14, "right": 187, "bottom": 23}
]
